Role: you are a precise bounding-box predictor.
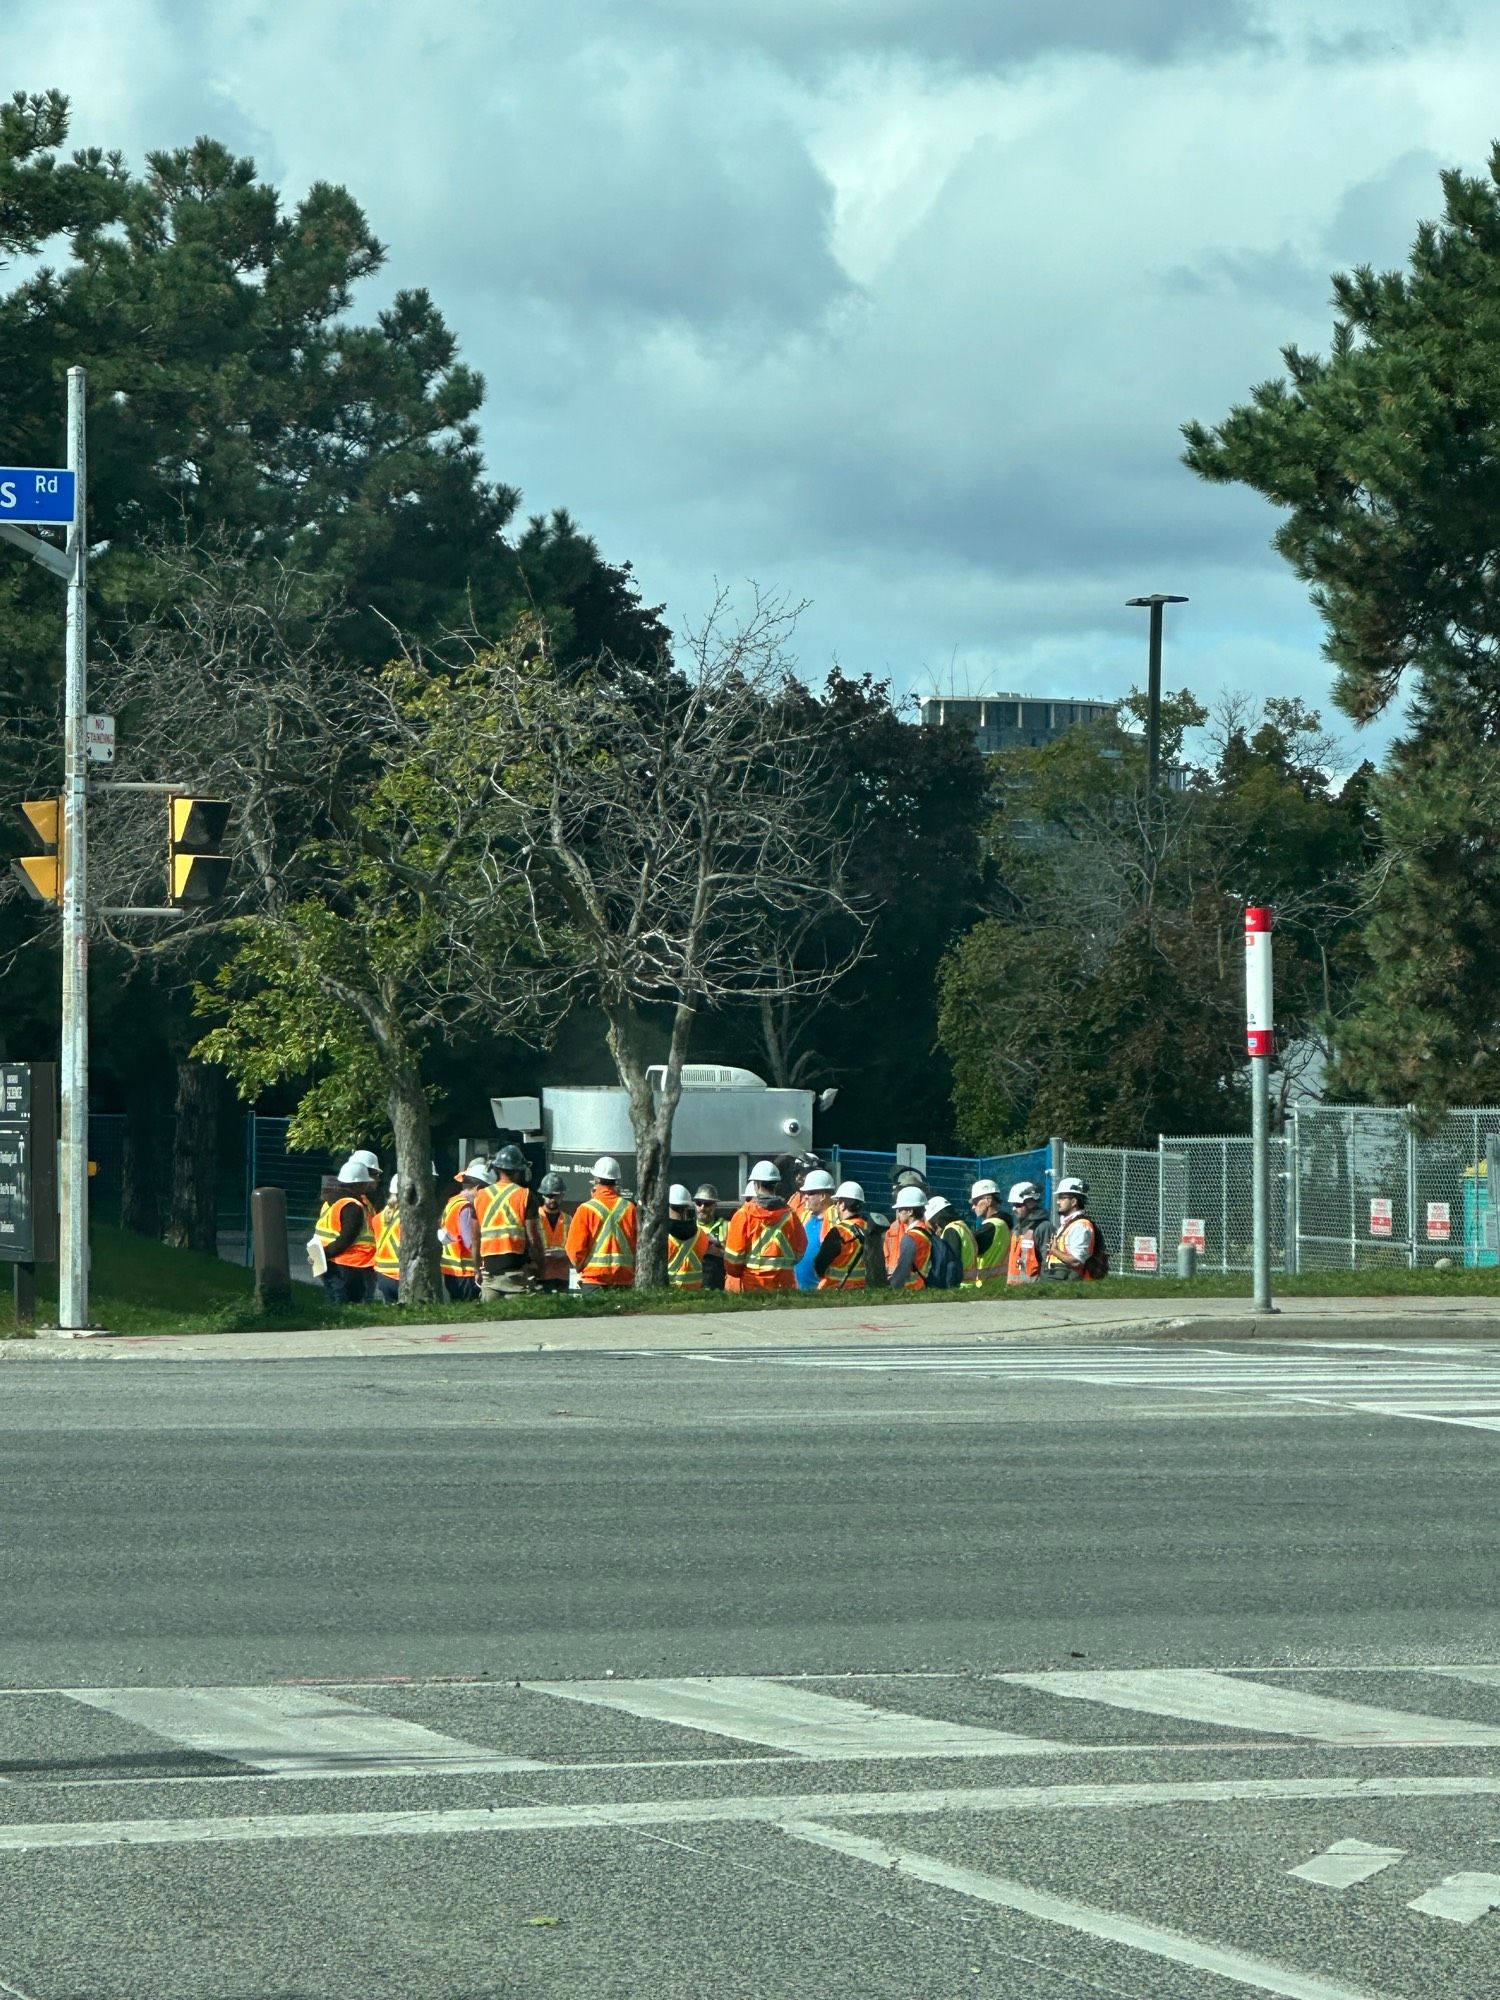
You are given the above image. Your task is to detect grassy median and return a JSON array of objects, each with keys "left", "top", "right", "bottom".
[{"left": 3, "top": 1226, "right": 1500, "bottom": 1337}]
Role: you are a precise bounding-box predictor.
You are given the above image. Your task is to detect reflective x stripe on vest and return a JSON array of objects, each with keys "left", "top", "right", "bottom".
[
  {"left": 902, "top": 1220, "right": 935, "bottom": 1289},
  {"left": 373, "top": 1208, "right": 401, "bottom": 1278},
  {"left": 745, "top": 1208, "right": 798, "bottom": 1275},
  {"left": 975, "top": 1216, "right": 1010, "bottom": 1285},
  {"left": 479, "top": 1179, "right": 529, "bottom": 1259},
  {"left": 439, "top": 1192, "right": 475, "bottom": 1276},
  {"left": 314, "top": 1194, "right": 376, "bottom": 1268},
  {"left": 581, "top": 1194, "right": 634, "bottom": 1279},
  {"left": 819, "top": 1219, "right": 865, "bottom": 1289},
  {"left": 667, "top": 1229, "right": 708, "bottom": 1288}
]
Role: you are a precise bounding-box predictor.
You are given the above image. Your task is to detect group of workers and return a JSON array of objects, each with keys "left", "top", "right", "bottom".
[{"left": 312, "top": 1145, "right": 1107, "bottom": 1305}]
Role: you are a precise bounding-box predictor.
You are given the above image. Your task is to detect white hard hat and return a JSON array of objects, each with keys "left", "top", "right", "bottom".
[
  {"left": 592, "top": 1155, "right": 622, "bottom": 1182},
  {"left": 337, "top": 1156, "right": 373, "bottom": 1184},
  {"left": 895, "top": 1185, "right": 926, "bottom": 1211},
  {"left": 749, "top": 1159, "right": 779, "bottom": 1184},
  {"left": 970, "top": 1178, "right": 1000, "bottom": 1200},
  {"left": 458, "top": 1158, "right": 495, "bottom": 1185},
  {"left": 834, "top": 1180, "right": 865, "bottom": 1203},
  {"left": 350, "top": 1149, "right": 380, "bottom": 1172},
  {"left": 801, "top": 1169, "right": 835, "bottom": 1193},
  {"left": 668, "top": 1183, "right": 693, "bottom": 1206},
  {"left": 1056, "top": 1175, "right": 1088, "bottom": 1198},
  {"left": 1008, "top": 1180, "right": 1040, "bottom": 1204},
  {"left": 743, "top": 1182, "right": 756, "bottom": 1200},
  {"left": 924, "top": 1194, "right": 951, "bottom": 1220}
]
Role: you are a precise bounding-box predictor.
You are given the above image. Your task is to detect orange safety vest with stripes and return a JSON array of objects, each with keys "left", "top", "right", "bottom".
[
  {"left": 725, "top": 1200, "right": 806, "bottom": 1290},
  {"left": 539, "top": 1206, "right": 569, "bottom": 1281},
  {"left": 900, "top": 1219, "right": 936, "bottom": 1290},
  {"left": 477, "top": 1178, "right": 529, "bottom": 1260},
  {"left": 567, "top": 1188, "right": 637, "bottom": 1286},
  {"left": 817, "top": 1217, "right": 866, "bottom": 1290},
  {"left": 667, "top": 1225, "right": 714, "bottom": 1289},
  {"left": 1007, "top": 1215, "right": 1045, "bottom": 1284},
  {"left": 439, "top": 1191, "right": 478, "bottom": 1278},
  {"left": 373, "top": 1205, "right": 401, "bottom": 1280},
  {"left": 314, "top": 1193, "right": 376, "bottom": 1268}
]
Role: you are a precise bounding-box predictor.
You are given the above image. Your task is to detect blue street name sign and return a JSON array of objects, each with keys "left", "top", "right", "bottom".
[{"left": 0, "top": 468, "right": 76, "bottom": 526}]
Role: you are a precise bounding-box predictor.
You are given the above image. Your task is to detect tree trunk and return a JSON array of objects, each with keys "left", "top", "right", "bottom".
[
  {"left": 608, "top": 999, "right": 694, "bottom": 1290},
  {"left": 121, "top": 1062, "right": 170, "bottom": 1238},
  {"left": 388, "top": 1063, "right": 442, "bottom": 1306},
  {"left": 165, "top": 1058, "right": 220, "bottom": 1254}
]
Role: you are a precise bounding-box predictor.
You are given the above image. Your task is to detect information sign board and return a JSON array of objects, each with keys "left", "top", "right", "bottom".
[
  {"left": 0, "top": 1064, "right": 57, "bottom": 1263},
  {"left": 1426, "top": 1201, "right": 1452, "bottom": 1243},
  {"left": 1133, "top": 1234, "right": 1159, "bottom": 1273},
  {"left": 1369, "top": 1197, "right": 1393, "bottom": 1239},
  {"left": 1180, "top": 1218, "right": 1206, "bottom": 1250}
]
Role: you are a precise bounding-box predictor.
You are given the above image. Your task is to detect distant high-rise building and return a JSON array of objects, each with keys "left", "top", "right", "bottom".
[{"left": 917, "top": 693, "right": 1117, "bottom": 754}]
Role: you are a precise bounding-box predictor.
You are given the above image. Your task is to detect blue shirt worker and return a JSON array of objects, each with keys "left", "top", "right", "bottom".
[{"left": 793, "top": 1169, "right": 835, "bottom": 1289}]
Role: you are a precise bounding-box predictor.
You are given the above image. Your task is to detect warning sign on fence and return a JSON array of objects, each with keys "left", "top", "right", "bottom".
[
  {"left": 1180, "top": 1218, "right": 1206, "bottom": 1250},
  {"left": 1133, "top": 1235, "right": 1159, "bottom": 1273},
  {"left": 1369, "top": 1198, "right": 1393, "bottom": 1238},
  {"left": 1426, "top": 1201, "right": 1451, "bottom": 1242}
]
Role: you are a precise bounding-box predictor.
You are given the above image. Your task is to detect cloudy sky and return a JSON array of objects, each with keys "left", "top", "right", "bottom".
[{"left": 10, "top": 0, "right": 1500, "bottom": 761}]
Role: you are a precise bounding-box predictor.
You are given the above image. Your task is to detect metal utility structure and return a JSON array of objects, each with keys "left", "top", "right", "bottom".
[
  {"left": 1245, "top": 904, "right": 1275, "bottom": 1313},
  {"left": 1125, "top": 593, "right": 1188, "bottom": 793},
  {"left": 0, "top": 368, "right": 90, "bottom": 1328}
]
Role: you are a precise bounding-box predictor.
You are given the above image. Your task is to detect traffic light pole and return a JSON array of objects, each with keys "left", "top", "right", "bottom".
[{"left": 60, "top": 366, "right": 89, "bottom": 1330}]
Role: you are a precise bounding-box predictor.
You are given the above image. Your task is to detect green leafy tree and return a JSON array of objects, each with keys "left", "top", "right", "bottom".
[
  {"left": 1183, "top": 145, "right": 1500, "bottom": 1110},
  {"left": 0, "top": 91, "right": 665, "bottom": 1241},
  {"left": 937, "top": 702, "right": 1369, "bottom": 1148}
]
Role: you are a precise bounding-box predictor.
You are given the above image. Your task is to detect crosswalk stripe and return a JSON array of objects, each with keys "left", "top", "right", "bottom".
[
  {"left": 65, "top": 1687, "right": 544, "bottom": 1777},
  {"left": 1287, "top": 1840, "right": 1406, "bottom": 1888},
  {"left": 997, "top": 1669, "right": 1500, "bottom": 1745},
  {"left": 785, "top": 1822, "right": 1385, "bottom": 2000},
  {"left": 523, "top": 1676, "right": 1066, "bottom": 1759}
]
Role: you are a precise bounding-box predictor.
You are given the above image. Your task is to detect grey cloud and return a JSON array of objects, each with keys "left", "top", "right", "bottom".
[{"left": 638, "top": 0, "right": 1262, "bottom": 68}]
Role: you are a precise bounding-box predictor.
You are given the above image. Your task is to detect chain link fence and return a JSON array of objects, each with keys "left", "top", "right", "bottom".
[
  {"left": 1068, "top": 1106, "right": 1500, "bottom": 1276},
  {"left": 236, "top": 1104, "right": 1500, "bottom": 1280},
  {"left": 1290, "top": 1103, "right": 1500, "bottom": 1272}
]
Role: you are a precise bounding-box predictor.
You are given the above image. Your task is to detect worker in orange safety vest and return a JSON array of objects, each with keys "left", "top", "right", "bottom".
[
  {"left": 723, "top": 1160, "right": 807, "bottom": 1292},
  {"left": 567, "top": 1156, "right": 638, "bottom": 1287},
  {"left": 885, "top": 1184, "right": 935, "bottom": 1289},
  {"left": 536, "top": 1171, "right": 572, "bottom": 1291}
]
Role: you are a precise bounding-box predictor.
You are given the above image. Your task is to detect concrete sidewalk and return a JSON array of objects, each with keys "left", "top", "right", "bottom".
[{"left": 4, "top": 1289, "right": 1500, "bottom": 1361}]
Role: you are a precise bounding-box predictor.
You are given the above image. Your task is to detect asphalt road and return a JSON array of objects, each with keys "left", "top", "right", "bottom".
[{"left": 1, "top": 1335, "right": 1497, "bottom": 1998}]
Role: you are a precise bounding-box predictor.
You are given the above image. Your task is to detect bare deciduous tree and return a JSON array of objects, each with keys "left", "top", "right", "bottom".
[{"left": 473, "top": 593, "right": 870, "bottom": 1284}]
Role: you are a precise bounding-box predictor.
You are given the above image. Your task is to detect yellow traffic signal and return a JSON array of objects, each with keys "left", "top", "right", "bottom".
[
  {"left": 167, "top": 796, "right": 232, "bottom": 906},
  {"left": 13, "top": 797, "right": 63, "bottom": 905}
]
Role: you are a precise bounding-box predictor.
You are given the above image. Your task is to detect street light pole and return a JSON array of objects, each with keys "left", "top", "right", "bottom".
[
  {"left": 60, "top": 366, "right": 89, "bottom": 1330},
  {"left": 1126, "top": 593, "right": 1188, "bottom": 792}
]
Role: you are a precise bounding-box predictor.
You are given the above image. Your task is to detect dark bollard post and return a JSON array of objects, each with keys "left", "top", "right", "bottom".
[
  {"left": 13, "top": 1262, "right": 35, "bottom": 1326},
  {"left": 252, "top": 1186, "right": 292, "bottom": 1310},
  {"left": 1176, "top": 1243, "right": 1198, "bottom": 1280}
]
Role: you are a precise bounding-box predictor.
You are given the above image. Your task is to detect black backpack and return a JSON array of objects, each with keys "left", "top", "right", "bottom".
[{"left": 926, "top": 1227, "right": 963, "bottom": 1290}]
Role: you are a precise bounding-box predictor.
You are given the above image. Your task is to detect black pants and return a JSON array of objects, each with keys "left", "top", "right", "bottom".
[
  {"left": 323, "top": 1264, "right": 370, "bottom": 1307},
  {"left": 375, "top": 1275, "right": 400, "bottom": 1305},
  {"left": 444, "top": 1275, "right": 479, "bottom": 1303}
]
